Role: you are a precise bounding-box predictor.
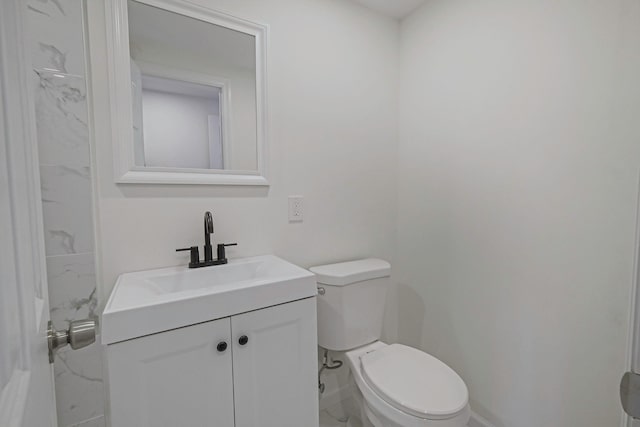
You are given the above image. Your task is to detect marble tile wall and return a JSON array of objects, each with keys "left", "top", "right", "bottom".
[{"left": 26, "top": 1, "right": 105, "bottom": 426}]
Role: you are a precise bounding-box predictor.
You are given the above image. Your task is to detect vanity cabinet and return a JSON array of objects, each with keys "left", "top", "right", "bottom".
[
  {"left": 105, "top": 297, "right": 318, "bottom": 427},
  {"left": 106, "top": 317, "right": 235, "bottom": 427},
  {"left": 232, "top": 297, "right": 318, "bottom": 427}
]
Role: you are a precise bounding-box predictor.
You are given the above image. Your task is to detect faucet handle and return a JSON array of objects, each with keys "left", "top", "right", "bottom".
[
  {"left": 216, "top": 243, "right": 237, "bottom": 263},
  {"left": 176, "top": 246, "right": 200, "bottom": 267}
]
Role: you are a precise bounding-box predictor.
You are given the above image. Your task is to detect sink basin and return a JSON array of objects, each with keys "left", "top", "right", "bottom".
[
  {"left": 101, "top": 255, "right": 316, "bottom": 344},
  {"left": 142, "top": 260, "right": 264, "bottom": 294}
]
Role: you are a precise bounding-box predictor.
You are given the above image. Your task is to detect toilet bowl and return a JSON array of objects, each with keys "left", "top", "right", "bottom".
[
  {"left": 345, "top": 341, "right": 470, "bottom": 427},
  {"left": 311, "top": 259, "right": 470, "bottom": 427}
]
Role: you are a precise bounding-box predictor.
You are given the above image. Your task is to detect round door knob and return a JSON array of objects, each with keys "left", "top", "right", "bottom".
[
  {"left": 238, "top": 335, "right": 249, "bottom": 346},
  {"left": 217, "top": 341, "right": 228, "bottom": 352},
  {"left": 68, "top": 319, "right": 97, "bottom": 350},
  {"left": 47, "top": 319, "right": 96, "bottom": 363}
]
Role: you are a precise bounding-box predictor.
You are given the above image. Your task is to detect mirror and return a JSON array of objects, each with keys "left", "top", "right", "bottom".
[{"left": 106, "top": 0, "right": 267, "bottom": 185}]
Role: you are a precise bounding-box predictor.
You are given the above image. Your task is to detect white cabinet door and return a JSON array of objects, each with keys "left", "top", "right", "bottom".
[
  {"left": 106, "top": 318, "right": 235, "bottom": 427},
  {"left": 231, "top": 298, "right": 318, "bottom": 427}
]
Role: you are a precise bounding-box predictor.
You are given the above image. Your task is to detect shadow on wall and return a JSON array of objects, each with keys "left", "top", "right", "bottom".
[
  {"left": 397, "top": 282, "right": 508, "bottom": 427},
  {"left": 117, "top": 184, "right": 269, "bottom": 198},
  {"left": 396, "top": 282, "right": 425, "bottom": 346}
]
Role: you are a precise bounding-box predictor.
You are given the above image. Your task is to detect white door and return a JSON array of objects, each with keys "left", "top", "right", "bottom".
[
  {"left": 622, "top": 181, "right": 640, "bottom": 427},
  {"left": 105, "top": 318, "right": 235, "bottom": 427},
  {"left": 623, "top": 282, "right": 640, "bottom": 427},
  {"left": 231, "top": 298, "right": 319, "bottom": 427},
  {"left": 0, "top": 0, "right": 57, "bottom": 425}
]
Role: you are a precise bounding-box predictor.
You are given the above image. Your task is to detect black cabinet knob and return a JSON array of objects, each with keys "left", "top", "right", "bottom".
[
  {"left": 238, "top": 335, "right": 249, "bottom": 346},
  {"left": 217, "top": 341, "right": 228, "bottom": 352}
]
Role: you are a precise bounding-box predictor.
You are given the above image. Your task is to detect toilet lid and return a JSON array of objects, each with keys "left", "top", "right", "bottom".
[{"left": 360, "top": 344, "right": 468, "bottom": 420}]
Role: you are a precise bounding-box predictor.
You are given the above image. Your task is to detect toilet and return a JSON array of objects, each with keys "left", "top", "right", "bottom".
[{"left": 311, "top": 259, "right": 471, "bottom": 427}]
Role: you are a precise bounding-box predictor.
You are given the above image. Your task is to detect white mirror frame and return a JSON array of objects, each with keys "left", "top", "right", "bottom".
[{"left": 105, "top": 0, "right": 269, "bottom": 185}]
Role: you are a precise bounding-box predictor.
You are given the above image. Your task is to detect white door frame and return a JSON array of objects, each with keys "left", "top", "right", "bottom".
[
  {"left": 0, "top": 0, "right": 57, "bottom": 424},
  {"left": 623, "top": 175, "right": 640, "bottom": 427}
]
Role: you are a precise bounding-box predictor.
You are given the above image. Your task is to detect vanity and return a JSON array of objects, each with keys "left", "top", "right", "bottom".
[{"left": 101, "top": 256, "right": 319, "bottom": 427}]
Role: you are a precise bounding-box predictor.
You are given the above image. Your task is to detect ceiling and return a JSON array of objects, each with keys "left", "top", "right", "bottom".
[{"left": 350, "top": 0, "right": 427, "bottom": 19}]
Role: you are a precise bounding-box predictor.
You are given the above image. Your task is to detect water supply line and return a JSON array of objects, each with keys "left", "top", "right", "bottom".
[{"left": 318, "top": 348, "right": 343, "bottom": 395}]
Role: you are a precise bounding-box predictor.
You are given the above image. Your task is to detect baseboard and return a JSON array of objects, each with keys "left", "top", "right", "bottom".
[
  {"left": 319, "top": 383, "right": 352, "bottom": 411},
  {"left": 468, "top": 410, "right": 496, "bottom": 427}
]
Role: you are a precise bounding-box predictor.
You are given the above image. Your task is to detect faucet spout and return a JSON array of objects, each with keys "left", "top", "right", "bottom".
[
  {"left": 177, "top": 211, "right": 233, "bottom": 268},
  {"left": 204, "top": 212, "right": 214, "bottom": 261}
]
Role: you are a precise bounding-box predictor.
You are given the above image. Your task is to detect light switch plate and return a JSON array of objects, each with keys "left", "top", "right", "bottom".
[{"left": 288, "top": 196, "right": 303, "bottom": 222}]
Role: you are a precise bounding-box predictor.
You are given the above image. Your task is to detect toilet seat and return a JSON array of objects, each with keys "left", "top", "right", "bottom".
[
  {"left": 345, "top": 342, "right": 470, "bottom": 427},
  {"left": 360, "top": 344, "right": 468, "bottom": 420}
]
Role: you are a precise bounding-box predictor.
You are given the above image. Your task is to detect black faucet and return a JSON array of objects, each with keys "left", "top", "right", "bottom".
[
  {"left": 204, "top": 211, "right": 214, "bottom": 262},
  {"left": 176, "top": 211, "right": 237, "bottom": 268}
]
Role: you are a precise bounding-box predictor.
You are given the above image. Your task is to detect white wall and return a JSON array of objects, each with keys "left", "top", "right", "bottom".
[
  {"left": 141, "top": 89, "right": 219, "bottom": 169},
  {"left": 229, "top": 73, "right": 259, "bottom": 170},
  {"left": 87, "top": 0, "right": 399, "bottom": 326},
  {"left": 397, "top": 1, "right": 640, "bottom": 427}
]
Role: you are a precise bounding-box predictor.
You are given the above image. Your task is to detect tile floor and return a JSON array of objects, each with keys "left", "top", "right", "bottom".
[
  {"left": 320, "top": 396, "right": 475, "bottom": 427},
  {"left": 319, "top": 398, "right": 362, "bottom": 427}
]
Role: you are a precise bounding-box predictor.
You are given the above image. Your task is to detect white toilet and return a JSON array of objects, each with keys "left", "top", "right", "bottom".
[{"left": 311, "top": 259, "right": 471, "bottom": 427}]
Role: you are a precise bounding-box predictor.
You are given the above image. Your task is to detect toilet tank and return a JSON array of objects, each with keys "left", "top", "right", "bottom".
[{"left": 310, "top": 259, "right": 391, "bottom": 351}]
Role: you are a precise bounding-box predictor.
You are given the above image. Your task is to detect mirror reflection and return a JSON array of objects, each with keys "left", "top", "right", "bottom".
[{"left": 127, "top": 0, "right": 258, "bottom": 171}]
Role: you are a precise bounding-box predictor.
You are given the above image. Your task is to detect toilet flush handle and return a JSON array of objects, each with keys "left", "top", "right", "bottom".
[{"left": 317, "top": 287, "right": 325, "bottom": 296}]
